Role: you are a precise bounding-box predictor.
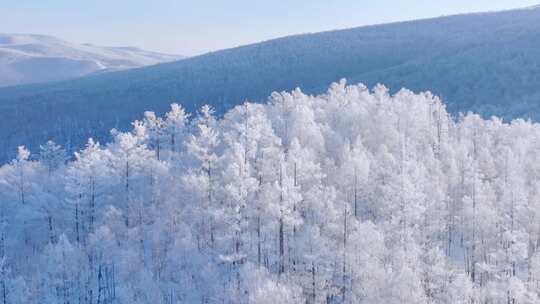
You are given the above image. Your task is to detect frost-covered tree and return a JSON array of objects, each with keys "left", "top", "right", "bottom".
[{"left": 2, "top": 80, "right": 540, "bottom": 303}]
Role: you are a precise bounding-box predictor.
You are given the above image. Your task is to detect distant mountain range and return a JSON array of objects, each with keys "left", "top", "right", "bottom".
[
  {"left": 1, "top": 6, "right": 540, "bottom": 162},
  {"left": 0, "top": 33, "right": 183, "bottom": 87}
]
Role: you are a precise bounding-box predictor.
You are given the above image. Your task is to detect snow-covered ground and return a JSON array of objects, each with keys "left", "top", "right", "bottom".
[{"left": 0, "top": 33, "right": 183, "bottom": 87}]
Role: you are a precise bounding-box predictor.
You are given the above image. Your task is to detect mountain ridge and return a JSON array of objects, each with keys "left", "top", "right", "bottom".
[{"left": 0, "top": 33, "right": 183, "bottom": 87}]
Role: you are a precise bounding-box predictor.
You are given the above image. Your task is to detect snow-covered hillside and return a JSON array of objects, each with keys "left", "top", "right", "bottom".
[
  {"left": 0, "top": 33, "right": 182, "bottom": 87},
  {"left": 1, "top": 82, "right": 540, "bottom": 303},
  {"left": 2, "top": 7, "right": 540, "bottom": 162}
]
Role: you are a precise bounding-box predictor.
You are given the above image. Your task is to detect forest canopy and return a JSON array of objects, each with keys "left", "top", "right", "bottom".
[{"left": 0, "top": 80, "right": 539, "bottom": 303}]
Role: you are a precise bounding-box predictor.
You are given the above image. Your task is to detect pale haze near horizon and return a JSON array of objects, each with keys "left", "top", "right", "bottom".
[{"left": 1, "top": 0, "right": 538, "bottom": 56}]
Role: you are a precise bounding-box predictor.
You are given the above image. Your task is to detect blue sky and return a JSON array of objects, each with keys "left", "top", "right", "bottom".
[{"left": 2, "top": 0, "right": 538, "bottom": 55}]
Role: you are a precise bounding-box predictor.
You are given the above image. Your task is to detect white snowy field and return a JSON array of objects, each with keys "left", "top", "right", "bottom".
[
  {"left": 0, "top": 33, "right": 183, "bottom": 87},
  {"left": 0, "top": 81, "right": 539, "bottom": 303}
]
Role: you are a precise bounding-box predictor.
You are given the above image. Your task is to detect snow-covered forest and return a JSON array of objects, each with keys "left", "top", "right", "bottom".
[{"left": 1, "top": 80, "right": 540, "bottom": 303}]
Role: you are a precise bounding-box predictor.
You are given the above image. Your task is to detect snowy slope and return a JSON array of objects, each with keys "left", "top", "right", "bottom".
[
  {"left": 0, "top": 33, "right": 183, "bottom": 87},
  {"left": 2, "top": 7, "right": 540, "bottom": 161}
]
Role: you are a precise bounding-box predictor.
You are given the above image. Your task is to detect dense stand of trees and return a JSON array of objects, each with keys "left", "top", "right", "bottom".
[{"left": 1, "top": 80, "right": 540, "bottom": 303}]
